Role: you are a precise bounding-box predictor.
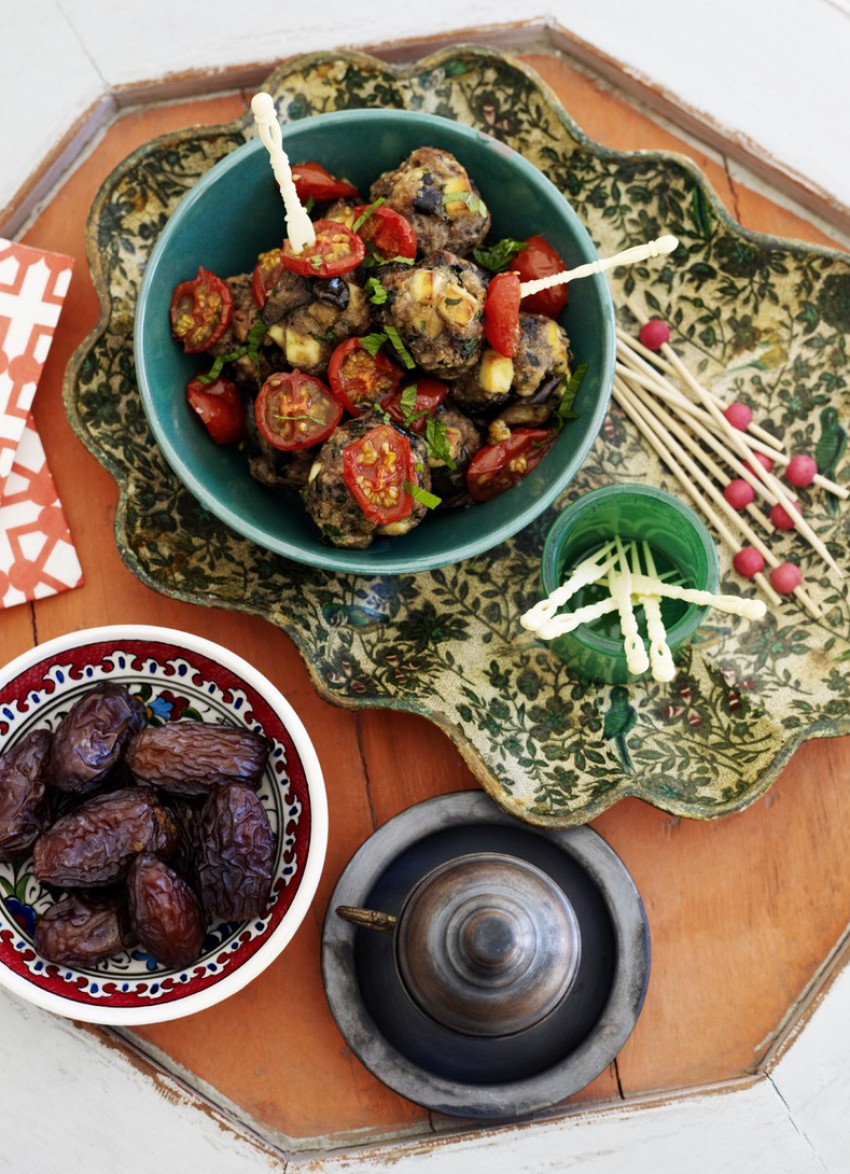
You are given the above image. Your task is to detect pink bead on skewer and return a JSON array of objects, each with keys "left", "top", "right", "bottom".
[
  {"left": 611, "top": 374, "right": 788, "bottom": 611},
  {"left": 639, "top": 319, "right": 670, "bottom": 351},
  {"left": 785, "top": 454, "right": 818, "bottom": 488},
  {"left": 770, "top": 562, "right": 803, "bottom": 594},
  {"left": 724, "top": 479, "right": 755, "bottom": 510},
  {"left": 744, "top": 451, "right": 774, "bottom": 476},
  {"left": 733, "top": 547, "right": 766, "bottom": 579},
  {"left": 770, "top": 501, "right": 801, "bottom": 531},
  {"left": 624, "top": 295, "right": 841, "bottom": 579},
  {"left": 724, "top": 401, "right": 753, "bottom": 431}
]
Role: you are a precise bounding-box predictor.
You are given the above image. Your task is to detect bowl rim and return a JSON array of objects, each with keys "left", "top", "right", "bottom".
[
  {"left": 541, "top": 483, "right": 721, "bottom": 654},
  {"left": 134, "top": 107, "right": 617, "bottom": 575},
  {"left": 0, "top": 624, "right": 328, "bottom": 1025}
]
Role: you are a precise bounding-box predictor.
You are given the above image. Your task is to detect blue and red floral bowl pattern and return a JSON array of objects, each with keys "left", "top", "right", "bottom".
[{"left": 0, "top": 626, "right": 327, "bottom": 1024}]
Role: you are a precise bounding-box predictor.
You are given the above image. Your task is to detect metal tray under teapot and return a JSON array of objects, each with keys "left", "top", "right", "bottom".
[{"left": 321, "top": 791, "right": 650, "bottom": 1120}]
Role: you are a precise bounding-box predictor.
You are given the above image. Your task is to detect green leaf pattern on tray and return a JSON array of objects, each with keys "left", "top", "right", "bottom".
[{"left": 65, "top": 46, "right": 850, "bottom": 827}]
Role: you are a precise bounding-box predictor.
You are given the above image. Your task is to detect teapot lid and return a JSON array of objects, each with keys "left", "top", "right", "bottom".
[{"left": 395, "top": 851, "right": 581, "bottom": 1037}]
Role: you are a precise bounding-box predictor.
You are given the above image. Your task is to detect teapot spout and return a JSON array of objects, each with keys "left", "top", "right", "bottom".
[{"left": 336, "top": 905, "right": 398, "bottom": 934}]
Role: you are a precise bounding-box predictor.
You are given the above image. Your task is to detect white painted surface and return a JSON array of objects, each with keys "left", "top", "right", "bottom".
[
  {"left": 565, "top": 0, "right": 850, "bottom": 208},
  {"left": 301, "top": 1083, "right": 826, "bottom": 1173},
  {"left": 2, "top": 1, "right": 850, "bottom": 226},
  {"left": 1, "top": 1, "right": 105, "bottom": 213},
  {"left": 769, "top": 961, "right": 850, "bottom": 1173},
  {"left": 4, "top": 955, "right": 850, "bottom": 1172},
  {"left": 0, "top": 991, "right": 279, "bottom": 1174}
]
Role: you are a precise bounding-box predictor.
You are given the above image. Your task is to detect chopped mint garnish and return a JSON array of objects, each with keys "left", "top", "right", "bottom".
[
  {"left": 472, "top": 238, "right": 528, "bottom": 273},
  {"left": 358, "top": 332, "right": 388, "bottom": 357},
  {"left": 553, "top": 363, "right": 588, "bottom": 430},
  {"left": 383, "top": 324, "right": 416, "bottom": 369},
  {"left": 403, "top": 480, "right": 442, "bottom": 510},
  {"left": 365, "top": 277, "right": 388, "bottom": 305},
  {"left": 352, "top": 197, "right": 385, "bottom": 233}
]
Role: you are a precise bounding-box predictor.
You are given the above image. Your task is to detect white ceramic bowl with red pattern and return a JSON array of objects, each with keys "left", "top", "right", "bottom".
[{"left": 0, "top": 625, "right": 327, "bottom": 1024}]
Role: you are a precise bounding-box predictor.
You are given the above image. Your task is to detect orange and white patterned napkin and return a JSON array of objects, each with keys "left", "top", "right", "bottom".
[{"left": 0, "top": 238, "right": 83, "bottom": 609}]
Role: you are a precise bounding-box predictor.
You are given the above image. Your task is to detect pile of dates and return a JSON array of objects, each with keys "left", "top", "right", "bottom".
[{"left": 0, "top": 682, "right": 275, "bottom": 969}]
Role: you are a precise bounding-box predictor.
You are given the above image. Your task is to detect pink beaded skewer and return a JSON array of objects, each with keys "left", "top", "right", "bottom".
[
  {"left": 625, "top": 298, "right": 841, "bottom": 580},
  {"left": 612, "top": 375, "right": 822, "bottom": 617},
  {"left": 622, "top": 320, "right": 848, "bottom": 502}
]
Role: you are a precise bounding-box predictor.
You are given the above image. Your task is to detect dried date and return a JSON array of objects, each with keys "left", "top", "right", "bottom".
[
  {"left": 48, "top": 682, "right": 147, "bottom": 795},
  {"left": 126, "top": 721, "right": 269, "bottom": 797},
  {"left": 0, "top": 728, "right": 52, "bottom": 860},
  {"left": 127, "top": 853, "right": 205, "bottom": 968},
  {"left": 33, "top": 893, "right": 135, "bottom": 966},
  {"left": 196, "top": 783, "right": 275, "bottom": 921},
  {"left": 33, "top": 787, "right": 179, "bottom": 887}
]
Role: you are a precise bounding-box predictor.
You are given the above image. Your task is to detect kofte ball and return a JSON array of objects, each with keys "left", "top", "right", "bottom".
[
  {"left": 374, "top": 250, "right": 487, "bottom": 379},
  {"left": 369, "top": 147, "right": 490, "bottom": 256}
]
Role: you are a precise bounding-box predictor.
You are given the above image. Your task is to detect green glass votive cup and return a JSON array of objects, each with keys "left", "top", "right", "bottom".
[{"left": 540, "top": 484, "right": 720, "bottom": 685}]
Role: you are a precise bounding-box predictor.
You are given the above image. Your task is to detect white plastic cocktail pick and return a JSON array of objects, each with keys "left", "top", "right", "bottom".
[
  {"left": 251, "top": 92, "right": 316, "bottom": 254},
  {"left": 608, "top": 537, "right": 650, "bottom": 676},
  {"left": 635, "top": 541, "right": 676, "bottom": 683},
  {"left": 534, "top": 596, "right": 619, "bottom": 640},
  {"left": 626, "top": 574, "right": 768, "bottom": 621},
  {"left": 519, "top": 234, "right": 678, "bottom": 299},
  {"left": 520, "top": 540, "right": 617, "bottom": 632}
]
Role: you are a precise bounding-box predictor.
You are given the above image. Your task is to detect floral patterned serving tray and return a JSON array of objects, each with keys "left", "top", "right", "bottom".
[{"left": 65, "top": 45, "right": 850, "bottom": 828}]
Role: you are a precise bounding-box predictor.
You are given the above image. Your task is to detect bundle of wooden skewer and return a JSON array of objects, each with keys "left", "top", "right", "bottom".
[{"left": 613, "top": 298, "right": 848, "bottom": 621}]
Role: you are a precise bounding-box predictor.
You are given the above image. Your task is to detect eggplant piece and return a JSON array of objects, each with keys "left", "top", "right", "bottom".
[
  {"left": 0, "top": 728, "right": 52, "bottom": 860},
  {"left": 490, "top": 373, "right": 567, "bottom": 430},
  {"left": 33, "top": 787, "right": 179, "bottom": 887},
  {"left": 48, "top": 682, "right": 147, "bottom": 795},
  {"left": 264, "top": 280, "right": 369, "bottom": 376},
  {"left": 512, "top": 313, "right": 570, "bottom": 399},
  {"left": 260, "top": 267, "right": 312, "bottom": 325},
  {"left": 313, "top": 277, "right": 350, "bottom": 309},
  {"left": 34, "top": 893, "right": 135, "bottom": 966},
  {"left": 127, "top": 853, "right": 205, "bottom": 969},
  {"left": 448, "top": 312, "right": 570, "bottom": 424},
  {"left": 125, "top": 721, "right": 270, "bottom": 797}
]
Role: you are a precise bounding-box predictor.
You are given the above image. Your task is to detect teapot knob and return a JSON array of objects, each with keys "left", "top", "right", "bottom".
[{"left": 460, "top": 909, "right": 522, "bottom": 970}]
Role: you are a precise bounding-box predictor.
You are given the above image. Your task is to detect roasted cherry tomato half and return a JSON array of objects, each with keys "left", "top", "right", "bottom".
[
  {"left": 169, "top": 266, "right": 233, "bottom": 353},
  {"left": 465, "top": 428, "right": 556, "bottom": 503},
  {"left": 353, "top": 203, "right": 417, "bottom": 261},
  {"left": 279, "top": 219, "right": 365, "bottom": 279},
  {"left": 510, "top": 234, "right": 568, "bottom": 319},
  {"left": 342, "top": 424, "right": 416, "bottom": 525},
  {"left": 254, "top": 370, "right": 342, "bottom": 451},
  {"left": 381, "top": 377, "right": 448, "bottom": 434},
  {"left": 186, "top": 375, "right": 244, "bottom": 445},
  {"left": 484, "top": 271, "right": 521, "bottom": 357},
  {"left": 251, "top": 248, "right": 286, "bottom": 308},
  {"left": 291, "top": 161, "right": 361, "bottom": 203},
  {"left": 327, "top": 337, "right": 404, "bottom": 416}
]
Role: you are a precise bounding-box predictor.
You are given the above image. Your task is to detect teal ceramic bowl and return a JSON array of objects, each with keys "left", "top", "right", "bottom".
[
  {"left": 135, "top": 108, "right": 616, "bottom": 575},
  {"left": 540, "top": 485, "right": 719, "bottom": 684}
]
